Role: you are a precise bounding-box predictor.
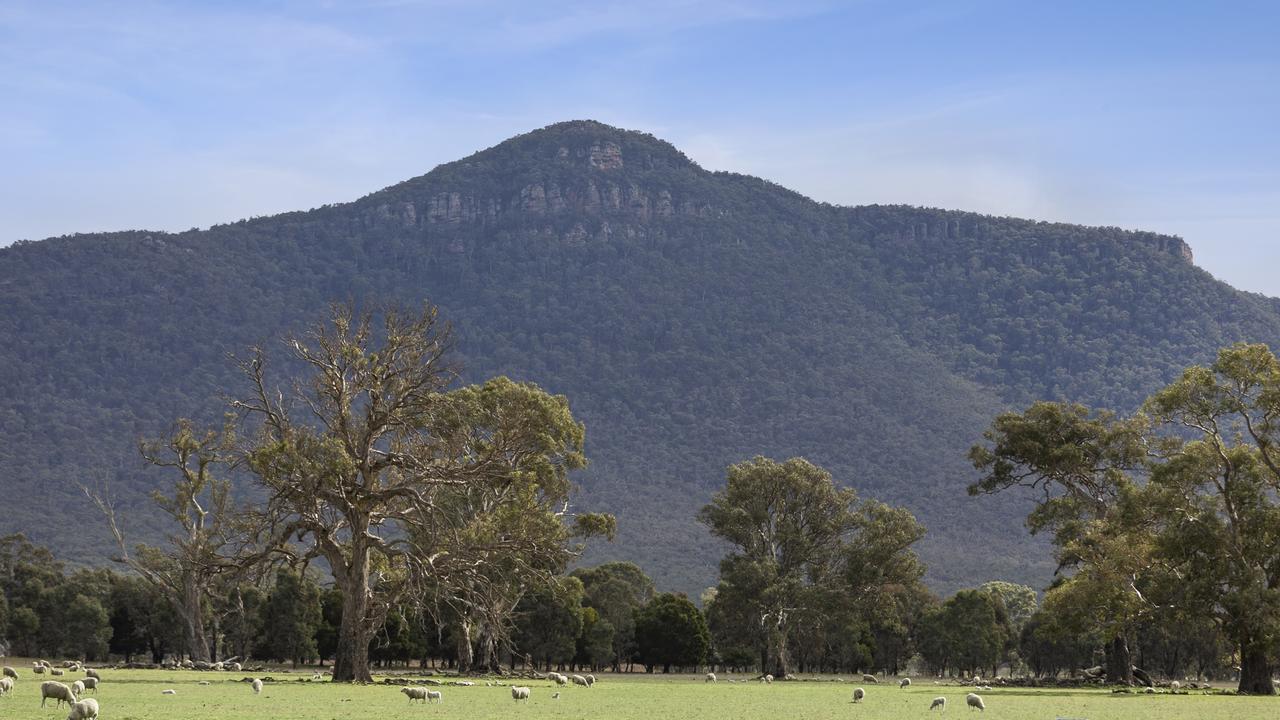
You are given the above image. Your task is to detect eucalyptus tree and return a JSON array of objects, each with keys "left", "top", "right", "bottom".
[
  {"left": 968, "top": 402, "right": 1149, "bottom": 684},
  {"left": 572, "top": 562, "right": 655, "bottom": 671},
  {"left": 85, "top": 418, "right": 245, "bottom": 662},
  {"left": 1141, "top": 343, "right": 1280, "bottom": 694},
  {"left": 700, "top": 456, "right": 926, "bottom": 678},
  {"left": 237, "top": 304, "right": 611, "bottom": 682}
]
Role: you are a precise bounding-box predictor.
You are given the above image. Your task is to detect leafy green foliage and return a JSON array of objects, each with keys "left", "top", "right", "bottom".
[
  {"left": 917, "top": 589, "right": 1012, "bottom": 677},
  {"left": 634, "top": 592, "right": 710, "bottom": 672},
  {"left": 256, "top": 569, "right": 323, "bottom": 666}
]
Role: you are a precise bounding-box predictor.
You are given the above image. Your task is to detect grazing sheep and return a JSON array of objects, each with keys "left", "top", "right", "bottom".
[
  {"left": 426, "top": 690, "right": 442, "bottom": 704},
  {"left": 929, "top": 696, "right": 946, "bottom": 711},
  {"left": 900, "top": 678, "right": 911, "bottom": 689},
  {"left": 80, "top": 678, "right": 98, "bottom": 693},
  {"left": 51, "top": 668, "right": 65, "bottom": 677},
  {"left": 965, "top": 693, "right": 985, "bottom": 711},
  {"left": 511, "top": 686, "right": 530, "bottom": 701},
  {"left": 852, "top": 688, "right": 865, "bottom": 703},
  {"left": 251, "top": 679, "right": 263, "bottom": 694},
  {"left": 705, "top": 673, "right": 717, "bottom": 683},
  {"left": 1170, "top": 681, "right": 1181, "bottom": 690},
  {"left": 3, "top": 666, "right": 17, "bottom": 680},
  {"left": 162, "top": 689, "right": 177, "bottom": 695},
  {"left": 0, "top": 677, "right": 13, "bottom": 696},
  {"left": 34, "top": 665, "right": 46, "bottom": 675},
  {"left": 586, "top": 674, "right": 595, "bottom": 687},
  {"left": 41, "top": 681, "right": 77, "bottom": 708},
  {"left": 764, "top": 674, "right": 774, "bottom": 684},
  {"left": 66, "top": 698, "right": 98, "bottom": 720},
  {"left": 72, "top": 681, "right": 85, "bottom": 695},
  {"left": 551, "top": 673, "right": 567, "bottom": 686},
  {"left": 402, "top": 687, "right": 429, "bottom": 703},
  {"left": 85, "top": 669, "right": 100, "bottom": 681},
  {"left": 571, "top": 674, "right": 588, "bottom": 687},
  {"left": 862, "top": 674, "right": 878, "bottom": 683}
]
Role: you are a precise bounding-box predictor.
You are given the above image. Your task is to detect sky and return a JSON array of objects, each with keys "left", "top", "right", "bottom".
[{"left": 2, "top": 0, "right": 1278, "bottom": 295}]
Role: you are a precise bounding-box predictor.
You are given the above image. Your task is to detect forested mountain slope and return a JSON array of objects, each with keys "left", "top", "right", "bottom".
[{"left": 3, "top": 120, "right": 1278, "bottom": 596}]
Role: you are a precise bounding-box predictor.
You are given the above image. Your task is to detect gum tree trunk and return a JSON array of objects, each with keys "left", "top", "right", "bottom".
[
  {"left": 1104, "top": 635, "right": 1133, "bottom": 685},
  {"left": 1238, "top": 634, "right": 1276, "bottom": 695},
  {"left": 181, "top": 578, "right": 212, "bottom": 662},
  {"left": 330, "top": 535, "right": 374, "bottom": 683}
]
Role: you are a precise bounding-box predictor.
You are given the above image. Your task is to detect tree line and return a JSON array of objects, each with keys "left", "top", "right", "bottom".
[{"left": 3, "top": 302, "right": 1274, "bottom": 689}]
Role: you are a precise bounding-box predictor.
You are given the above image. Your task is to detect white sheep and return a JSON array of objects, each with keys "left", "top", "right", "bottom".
[
  {"left": 34, "top": 665, "right": 47, "bottom": 675},
  {"left": 585, "top": 674, "right": 596, "bottom": 687},
  {"left": 0, "top": 677, "right": 13, "bottom": 696},
  {"left": 551, "top": 672, "right": 567, "bottom": 686},
  {"left": 862, "top": 673, "right": 878, "bottom": 683},
  {"left": 71, "top": 681, "right": 85, "bottom": 695},
  {"left": 85, "top": 669, "right": 100, "bottom": 680},
  {"left": 51, "top": 668, "right": 65, "bottom": 676},
  {"left": 763, "top": 674, "right": 774, "bottom": 684},
  {"left": 929, "top": 696, "right": 946, "bottom": 711},
  {"left": 511, "top": 686, "right": 530, "bottom": 701},
  {"left": 41, "top": 681, "right": 77, "bottom": 708},
  {"left": 426, "top": 690, "right": 442, "bottom": 704},
  {"left": 402, "top": 687, "right": 429, "bottom": 703},
  {"left": 705, "top": 672, "right": 717, "bottom": 683},
  {"left": 965, "top": 693, "right": 985, "bottom": 711},
  {"left": 852, "top": 687, "right": 865, "bottom": 703},
  {"left": 900, "top": 678, "right": 911, "bottom": 689},
  {"left": 230, "top": 663, "right": 243, "bottom": 672},
  {"left": 1170, "top": 681, "right": 1181, "bottom": 690},
  {"left": 251, "top": 678, "right": 263, "bottom": 694},
  {"left": 66, "top": 698, "right": 98, "bottom": 720},
  {"left": 81, "top": 678, "right": 98, "bottom": 693},
  {"left": 2, "top": 666, "right": 17, "bottom": 680},
  {"left": 571, "top": 674, "right": 588, "bottom": 687}
]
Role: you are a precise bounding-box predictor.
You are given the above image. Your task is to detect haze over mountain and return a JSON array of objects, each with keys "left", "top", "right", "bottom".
[{"left": 3, "top": 120, "right": 1279, "bottom": 596}]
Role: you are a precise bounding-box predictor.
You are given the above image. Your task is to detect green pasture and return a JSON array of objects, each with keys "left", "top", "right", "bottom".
[{"left": 0, "top": 664, "right": 1274, "bottom": 720}]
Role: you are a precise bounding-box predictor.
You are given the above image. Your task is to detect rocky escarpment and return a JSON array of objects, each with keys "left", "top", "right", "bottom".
[{"left": 360, "top": 137, "right": 717, "bottom": 251}]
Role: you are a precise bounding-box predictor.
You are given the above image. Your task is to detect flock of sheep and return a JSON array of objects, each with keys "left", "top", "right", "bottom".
[
  {"left": 2, "top": 659, "right": 287, "bottom": 719},
  {"left": 1, "top": 661, "right": 102, "bottom": 720},
  {"left": 11, "top": 659, "right": 1182, "bottom": 717}
]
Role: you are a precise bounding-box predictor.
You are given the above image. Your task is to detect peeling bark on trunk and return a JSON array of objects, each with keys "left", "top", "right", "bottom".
[
  {"left": 455, "top": 619, "right": 474, "bottom": 675},
  {"left": 181, "top": 579, "right": 211, "bottom": 663}
]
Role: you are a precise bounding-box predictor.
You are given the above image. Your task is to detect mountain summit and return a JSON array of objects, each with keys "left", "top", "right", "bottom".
[{"left": 0, "top": 121, "right": 1272, "bottom": 595}]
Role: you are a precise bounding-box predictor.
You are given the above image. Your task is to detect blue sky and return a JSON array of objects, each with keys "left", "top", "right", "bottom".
[{"left": 3, "top": 0, "right": 1278, "bottom": 295}]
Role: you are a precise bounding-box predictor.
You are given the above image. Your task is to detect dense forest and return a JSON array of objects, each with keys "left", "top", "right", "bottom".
[{"left": 3, "top": 120, "right": 1280, "bottom": 596}]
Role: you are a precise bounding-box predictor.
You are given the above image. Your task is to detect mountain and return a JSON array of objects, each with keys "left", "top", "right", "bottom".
[{"left": 3, "top": 120, "right": 1279, "bottom": 597}]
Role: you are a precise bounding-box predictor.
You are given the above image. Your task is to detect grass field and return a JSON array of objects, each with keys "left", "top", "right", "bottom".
[{"left": 1, "top": 663, "right": 1274, "bottom": 720}]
